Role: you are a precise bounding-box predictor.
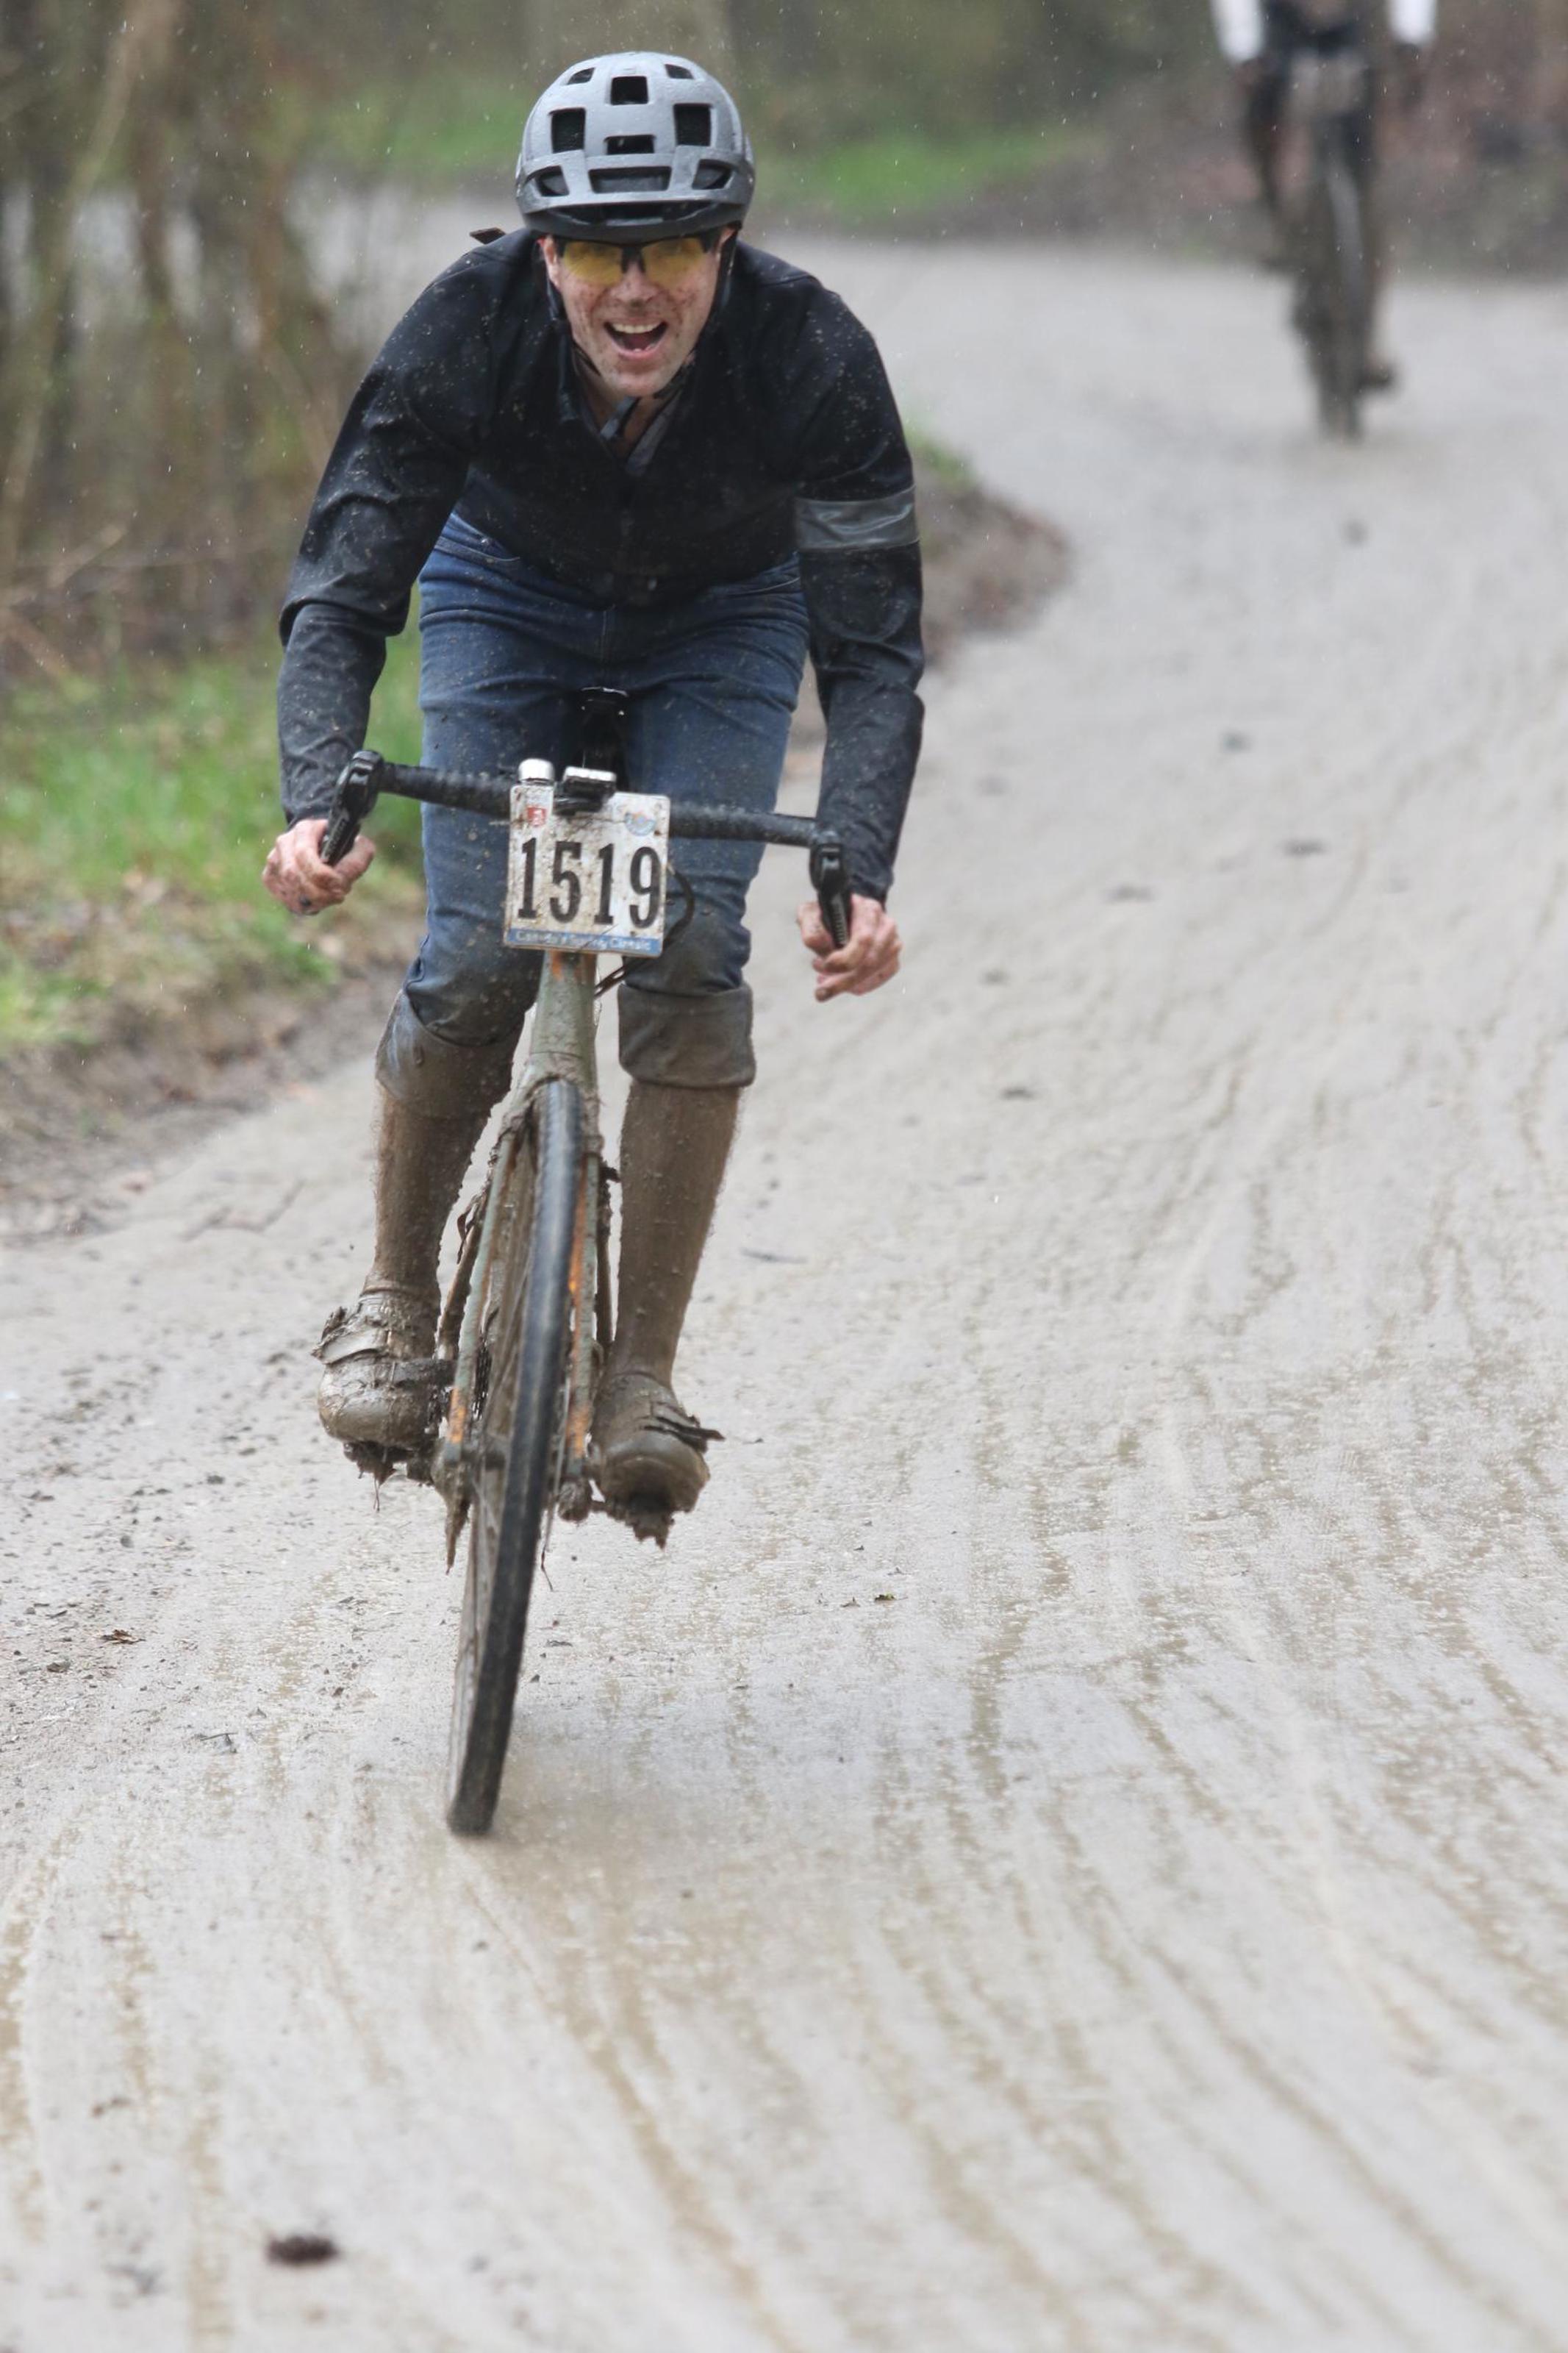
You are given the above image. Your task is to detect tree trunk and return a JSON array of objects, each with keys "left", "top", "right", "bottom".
[{"left": 0, "top": 0, "right": 179, "bottom": 594}]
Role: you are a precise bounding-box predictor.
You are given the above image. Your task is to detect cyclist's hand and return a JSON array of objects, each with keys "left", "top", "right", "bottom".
[
  {"left": 262, "top": 817, "right": 376, "bottom": 915},
  {"left": 796, "top": 891, "right": 901, "bottom": 1002}
]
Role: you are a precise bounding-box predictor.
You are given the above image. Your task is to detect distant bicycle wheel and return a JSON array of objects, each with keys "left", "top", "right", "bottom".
[
  {"left": 1297, "top": 138, "right": 1368, "bottom": 440},
  {"left": 446, "top": 1078, "right": 583, "bottom": 1836}
]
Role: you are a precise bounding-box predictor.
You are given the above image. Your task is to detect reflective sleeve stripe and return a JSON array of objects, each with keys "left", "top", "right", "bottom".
[
  {"left": 1389, "top": 0, "right": 1435, "bottom": 42},
  {"left": 793, "top": 490, "right": 919, "bottom": 552}
]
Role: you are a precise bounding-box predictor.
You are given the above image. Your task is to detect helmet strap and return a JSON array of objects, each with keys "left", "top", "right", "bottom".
[{"left": 714, "top": 228, "right": 740, "bottom": 312}]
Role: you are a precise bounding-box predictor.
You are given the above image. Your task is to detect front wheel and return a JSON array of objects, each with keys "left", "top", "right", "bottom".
[{"left": 446, "top": 1078, "right": 584, "bottom": 1835}]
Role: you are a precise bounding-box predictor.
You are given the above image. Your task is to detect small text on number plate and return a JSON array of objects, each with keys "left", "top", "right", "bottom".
[{"left": 505, "top": 784, "right": 669, "bottom": 956}]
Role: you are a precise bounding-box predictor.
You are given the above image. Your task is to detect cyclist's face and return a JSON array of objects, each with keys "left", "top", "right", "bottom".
[{"left": 543, "top": 230, "right": 731, "bottom": 399}]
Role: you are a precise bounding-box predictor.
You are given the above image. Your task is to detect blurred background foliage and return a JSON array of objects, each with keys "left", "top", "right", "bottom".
[
  {"left": 3, "top": 0, "right": 1567, "bottom": 671},
  {"left": 2, "top": 0, "right": 1567, "bottom": 1055},
  {"left": 0, "top": 0, "right": 356, "bottom": 674}
]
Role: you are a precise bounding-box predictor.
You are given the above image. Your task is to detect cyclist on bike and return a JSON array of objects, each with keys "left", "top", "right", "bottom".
[
  {"left": 262, "top": 54, "right": 920, "bottom": 1524},
  {"left": 1212, "top": 0, "right": 1434, "bottom": 382}
]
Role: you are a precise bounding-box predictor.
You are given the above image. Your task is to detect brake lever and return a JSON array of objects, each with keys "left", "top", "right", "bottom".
[
  {"left": 809, "top": 832, "right": 852, "bottom": 951},
  {"left": 321, "top": 749, "right": 384, "bottom": 867}
]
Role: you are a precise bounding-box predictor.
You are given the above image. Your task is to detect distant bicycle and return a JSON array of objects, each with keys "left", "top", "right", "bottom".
[
  {"left": 1214, "top": 1, "right": 1433, "bottom": 437},
  {"left": 321, "top": 690, "right": 852, "bottom": 1837},
  {"left": 1284, "top": 13, "right": 1378, "bottom": 438}
]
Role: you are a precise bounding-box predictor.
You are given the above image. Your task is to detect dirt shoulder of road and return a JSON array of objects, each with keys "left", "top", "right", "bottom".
[{"left": 0, "top": 467, "right": 1066, "bottom": 1242}]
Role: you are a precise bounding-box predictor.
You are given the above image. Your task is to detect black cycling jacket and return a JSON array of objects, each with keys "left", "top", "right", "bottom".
[{"left": 278, "top": 234, "right": 924, "bottom": 901}]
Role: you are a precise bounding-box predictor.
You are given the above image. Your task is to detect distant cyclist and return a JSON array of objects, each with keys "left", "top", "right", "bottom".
[
  {"left": 1211, "top": 0, "right": 1435, "bottom": 386},
  {"left": 263, "top": 54, "right": 920, "bottom": 1523}
]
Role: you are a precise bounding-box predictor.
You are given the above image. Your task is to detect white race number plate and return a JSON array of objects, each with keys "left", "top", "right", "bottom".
[{"left": 504, "top": 782, "right": 670, "bottom": 956}]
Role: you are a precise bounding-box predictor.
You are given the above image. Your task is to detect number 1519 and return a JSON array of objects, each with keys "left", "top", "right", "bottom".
[{"left": 514, "top": 835, "right": 664, "bottom": 930}]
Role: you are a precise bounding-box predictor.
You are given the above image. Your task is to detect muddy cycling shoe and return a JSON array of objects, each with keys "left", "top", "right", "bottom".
[
  {"left": 590, "top": 1369, "right": 720, "bottom": 1538},
  {"left": 315, "top": 1285, "right": 445, "bottom": 1459}
]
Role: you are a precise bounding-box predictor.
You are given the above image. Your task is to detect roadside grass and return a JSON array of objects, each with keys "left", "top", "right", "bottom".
[
  {"left": 0, "top": 630, "right": 426, "bottom": 1060},
  {"left": 304, "top": 69, "right": 520, "bottom": 185},
  {"left": 906, "top": 427, "right": 976, "bottom": 495},
  {"left": 760, "top": 122, "right": 1098, "bottom": 226},
  {"left": 308, "top": 70, "right": 1098, "bottom": 226}
]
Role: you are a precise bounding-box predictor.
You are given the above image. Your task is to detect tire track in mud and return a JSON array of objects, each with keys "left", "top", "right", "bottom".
[{"left": 4, "top": 240, "right": 1568, "bottom": 2348}]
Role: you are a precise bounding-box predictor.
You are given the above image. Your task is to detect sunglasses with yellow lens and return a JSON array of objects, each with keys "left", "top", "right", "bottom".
[{"left": 556, "top": 234, "right": 714, "bottom": 290}]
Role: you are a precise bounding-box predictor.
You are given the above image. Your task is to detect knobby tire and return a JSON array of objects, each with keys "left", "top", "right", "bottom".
[{"left": 446, "top": 1077, "right": 584, "bottom": 1835}]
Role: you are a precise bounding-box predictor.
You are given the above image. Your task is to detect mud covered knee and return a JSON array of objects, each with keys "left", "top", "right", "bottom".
[
  {"left": 617, "top": 981, "right": 756, "bottom": 1089},
  {"left": 375, "top": 990, "right": 520, "bottom": 1121}
]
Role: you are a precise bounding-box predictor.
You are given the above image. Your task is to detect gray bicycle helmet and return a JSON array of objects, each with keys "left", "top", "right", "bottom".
[{"left": 517, "top": 52, "right": 754, "bottom": 239}]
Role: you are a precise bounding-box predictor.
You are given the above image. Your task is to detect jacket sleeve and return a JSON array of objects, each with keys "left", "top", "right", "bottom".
[
  {"left": 1211, "top": 0, "right": 1265, "bottom": 61},
  {"left": 276, "top": 268, "right": 491, "bottom": 823},
  {"left": 1389, "top": 0, "right": 1435, "bottom": 41},
  {"left": 790, "top": 299, "right": 925, "bottom": 904}
]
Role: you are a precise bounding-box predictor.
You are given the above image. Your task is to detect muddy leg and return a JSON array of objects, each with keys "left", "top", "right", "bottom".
[{"left": 592, "top": 1079, "right": 740, "bottom": 1524}]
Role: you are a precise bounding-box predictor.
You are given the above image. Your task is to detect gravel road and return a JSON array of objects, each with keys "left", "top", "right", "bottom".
[{"left": 5, "top": 236, "right": 1568, "bottom": 2350}]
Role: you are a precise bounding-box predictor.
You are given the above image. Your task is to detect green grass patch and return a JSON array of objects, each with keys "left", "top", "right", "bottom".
[
  {"left": 907, "top": 428, "right": 976, "bottom": 494},
  {"left": 0, "top": 627, "right": 428, "bottom": 1060},
  {"left": 303, "top": 71, "right": 1096, "bottom": 229},
  {"left": 306, "top": 68, "right": 522, "bottom": 186},
  {"left": 761, "top": 121, "right": 1098, "bottom": 225}
]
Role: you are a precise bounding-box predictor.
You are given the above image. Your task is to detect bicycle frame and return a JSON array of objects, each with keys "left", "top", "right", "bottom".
[
  {"left": 319, "top": 729, "right": 857, "bottom": 1827},
  {"left": 432, "top": 941, "right": 606, "bottom": 1552},
  {"left": 319, "top": 737, "right": 851, "bottom": 1538}
]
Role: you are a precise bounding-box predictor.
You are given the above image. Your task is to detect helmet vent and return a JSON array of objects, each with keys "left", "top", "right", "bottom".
[
  {"left": 609, "top": 74, "right": 649, "bottom": 104},
  {"left": 693, "top": 160, "right": 732, "bottom": 188},
  {"left": 565, "top": 65, "right": 593, "bottom": 84},
  {"left": 673, "top": 104, "right": 712, "bottom": 146},
  {"left": 589, "top": 165, "right": 671, "bottom": 192},
  {"left": 530, "top": 166, "right": 568, "bottom": 196},
  {"left": 606, "top": 134, "right": 656, "bottom": 154},
  {"left": 665, "top": 61, "right": 694, "bottom": 77},
  {"left": 550, "top": 109, "right": 586, "bottom": 152}
]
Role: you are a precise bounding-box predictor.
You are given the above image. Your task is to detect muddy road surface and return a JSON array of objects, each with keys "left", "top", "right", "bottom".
[{"left": 6, "top": 241, "right": 1568, "bottom": 2349}]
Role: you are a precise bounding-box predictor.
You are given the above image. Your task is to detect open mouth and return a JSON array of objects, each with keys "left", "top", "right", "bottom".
[{"left": 606, "top": 320, "right": 669, "bottom": 358}]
